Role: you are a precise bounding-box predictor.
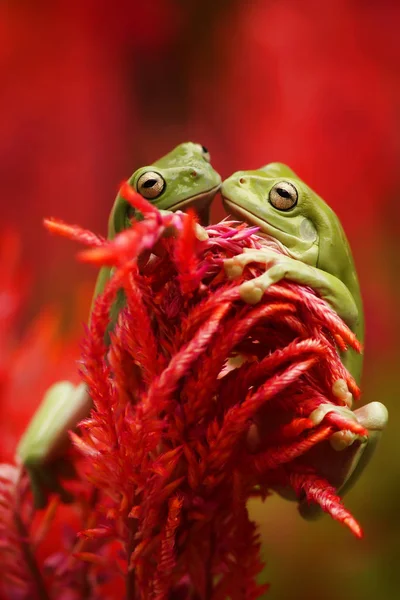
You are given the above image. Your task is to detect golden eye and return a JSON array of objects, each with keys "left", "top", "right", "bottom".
[
  {"left": 269, "top": 181, "right": 298, "bottom": 211},
  {"left": 201, "top": 145, "right": 211, "bottom": 163},
  {"left": 136, "top": 171, "right": 166, "bottom": 200}
]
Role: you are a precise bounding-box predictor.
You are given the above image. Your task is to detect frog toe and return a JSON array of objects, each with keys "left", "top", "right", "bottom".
[
  {"left": 239, "top": 281, "right": 265, "bottom": 304},
  {"left": 332, "top": 378, "right": 353, "bottom": 408}
]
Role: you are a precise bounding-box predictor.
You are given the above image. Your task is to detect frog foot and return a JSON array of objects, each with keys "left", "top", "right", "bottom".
[
  {"left": 352, "top": 402, "right": 388, "bottom": 436},
  {"left": 332, "top": 378, "right": 353, "bottom": 408},
  {"left": 194, "top": 222, "right": 209, "bottom": 242},
  {"left": 15, "top": 381, "right": 90, "bottom": 509},
  {"left": 224, "top": 248, "right": 286, "bottom": 304},
  {"left": 309, "top": 400, "right": 388, "bottom": 452},
  {"left": 299, "top": 400, "right": 388, "bottom": 520},
  {"left": 309, "top": 402, "right": 364, "bottom": 451}
]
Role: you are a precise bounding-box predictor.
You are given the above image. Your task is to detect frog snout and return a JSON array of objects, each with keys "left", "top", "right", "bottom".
[
  {"left": 190, "top": 167, "right": 209, "bottom": 181},
  {"left": 221, "top": 172, "right": 250, "bottom": 198},
  {"left": 236, "top": 175, "right": 259, "bottom": 190}
]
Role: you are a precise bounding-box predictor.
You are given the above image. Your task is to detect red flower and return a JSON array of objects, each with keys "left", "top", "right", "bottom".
[
  {"left": 1, "top": 185, "right": 367, "bottom": 598},
  {"left": 0, "top": 231, "right": 116, "bottom": 599}
]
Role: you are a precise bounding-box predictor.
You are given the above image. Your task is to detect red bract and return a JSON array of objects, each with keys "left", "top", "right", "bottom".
[
  {"left": 55, "top": 185, "right": 363, "bottom": 597},
  {"left": 0, "top": 465, "right": 120, "bottom": 600},
  {"left": 0, "top": 185, "right": 366, "bottom": 599},
  {"left": 0, "top": 231, "right": 115, "bottom": 599}
]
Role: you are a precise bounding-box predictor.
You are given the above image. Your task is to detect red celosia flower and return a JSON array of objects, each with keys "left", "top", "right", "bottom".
[
  {"left": 1, "top": 184, "right": 367, "bottom": 599},
  {"left": 0, "top": 231, "right": 121, "bottom": 599}
]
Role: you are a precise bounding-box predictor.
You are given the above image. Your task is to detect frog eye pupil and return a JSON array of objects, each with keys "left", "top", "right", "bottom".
[
  {"left": 201, "top": 145, "right": 209, "bottom": 154},
  {"left": 276, "top": 187, "right": 291, "bottom": 198},
  {"left": 142, "top": 179, "right": 158, "bottom": 188}
]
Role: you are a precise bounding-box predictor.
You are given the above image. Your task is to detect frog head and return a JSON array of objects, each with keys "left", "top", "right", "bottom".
[
  {"left": 221, "top": 163, "right": 354, "bottom": 285},
  {"left": 110, "top": 142, "right": 221, "bottom": 236}
]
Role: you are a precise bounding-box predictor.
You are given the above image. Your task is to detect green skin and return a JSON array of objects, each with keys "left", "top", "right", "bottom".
[
  {"left": 222, "top": 163, "right": 388, "bottom": 516},
  {"left": 17, "top": 142, "right": 221, "bottom": 508}
]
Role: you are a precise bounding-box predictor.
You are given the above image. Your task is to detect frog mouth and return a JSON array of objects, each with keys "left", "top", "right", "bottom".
[
  {"left": 222, "top": 197, "right": 299, "bottom": 249},
  {"left": 174, "top": 184, "right": 221, "bottom": 225}
]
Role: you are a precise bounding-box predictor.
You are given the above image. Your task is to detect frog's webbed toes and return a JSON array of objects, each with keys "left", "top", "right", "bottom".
[
  {"left": 310, "top": 398, "right": 388, "bottom": 460},
  {"left": 224, "top": 259, "right": 245, "bottom": 279},
  {"left": 312, "top": 384, "right": 388, "bottom": 453},
  {"left": 353, "top": 402, "right": 388, "bottom": 433},
  {"left": 309, "top": 402, "right": 363, "bottom": 451},
  {"left": 239, "top": 265, "right": 285, "bottom": 304},
  {"left": 324, "top": 381, "right": 355, "bottom": 450},
  {"left": 332, "top": 378, "right": 353, "bottom": 408},
  {"left": 327, "top": 401, "right": 388, "bottom": 452},
  {"left": 239, "top": 281, "right": 265, "bottom": 304},
  {"left": 224, "top": 249, "right": 274, "bottom": 280},
  {"left": 194, "top": 223, "right": 209, "bottom": 242},
  {"left": 329, "top": 429, "right": 360, "bottom": 451},
  {"left": 239, "top": 273, "right": 276, "bottom": 304}
]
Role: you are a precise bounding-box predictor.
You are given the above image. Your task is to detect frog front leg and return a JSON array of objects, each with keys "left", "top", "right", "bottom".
[
  {"left": 16, "top": 381, "right": 91, "bottom": 508},
  {"left": 224, "top": 248, "right": 359, "bottom": 328}
]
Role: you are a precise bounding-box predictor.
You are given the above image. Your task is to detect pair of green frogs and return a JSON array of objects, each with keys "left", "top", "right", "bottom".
[{"left": 17, "top": 142, "right": 388, "bottom": 517}]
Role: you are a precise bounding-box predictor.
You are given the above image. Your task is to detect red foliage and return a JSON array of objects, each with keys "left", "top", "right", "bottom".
[
  {"left": 69, "top": 187, "right": 365, "bottom": 593},
  {"left": 0, "top": 185, "right": 367, "bottom": 598},
  {"left": 0, "top": 231, "right": 112, "bottom": 599}
]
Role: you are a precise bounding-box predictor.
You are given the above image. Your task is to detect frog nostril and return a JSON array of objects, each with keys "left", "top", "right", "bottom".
[
  {"left": 239, "top": 177, "right": 246, "bottom": 184},
  {"left": 191, "top": 170, "right": 198, "bottom": 177}
]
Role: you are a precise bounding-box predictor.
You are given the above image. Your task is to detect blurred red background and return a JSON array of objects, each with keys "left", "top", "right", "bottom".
[{"left": 1, "top": 1, "right": 399, "bottom": 598}]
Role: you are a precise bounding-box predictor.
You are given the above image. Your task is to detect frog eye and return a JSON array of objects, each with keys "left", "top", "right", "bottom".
[
  {"left": 269, "top": 181, "right": 298, "bottom": 211},
  {"left": 136, "top": 171, "right": 166, "bottom": 200},
  {"left": 201, "top": 145, "right": 211, "bottom": 163}
]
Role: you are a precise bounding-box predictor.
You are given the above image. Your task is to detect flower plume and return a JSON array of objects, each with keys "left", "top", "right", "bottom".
[
  {"left": 69, "top": 185, "right": 365, "bottom": 594},
  {"left": 1, "top": 183, "right": 367, "bottom": 598}
]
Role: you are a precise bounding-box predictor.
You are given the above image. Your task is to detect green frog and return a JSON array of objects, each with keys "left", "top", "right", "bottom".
[
  {"left": 221, "top": 163, "right": 388, "bottom": 515},
  {"left": 17, "top": 142, "right": 221, "bottom": 507}
]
